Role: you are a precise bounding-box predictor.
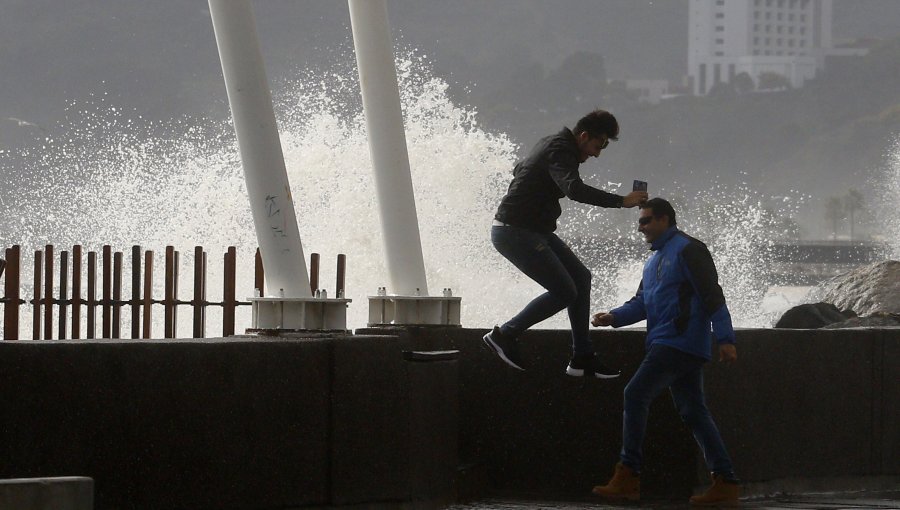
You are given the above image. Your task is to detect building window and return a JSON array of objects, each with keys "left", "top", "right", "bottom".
[
  {"left": 789, "top": 26, "right": 795, "bottom": 34},
  {"left": 777, "top": 38, "right": 782, "bottom": 45},
  {"left": 777, "top": 26, "right": 783, "bottom": 33},
  {"left": 754, "top": 37, "right": 760, "bottom": 45},
  {"left": 789, "top": 13, "right": 795, "bottom": 21},
  {"left": 766, "top": 25, "right": 771, "bottom": 33},
  {"left": 788, "top": 39, "right": 795, "bottom": 47},
  {"left": 755, "top": 11, "right": 760, "bottom": 19},
  {"left": 715, "top": 12, "right": 724, "bottom": 18},
  {"left": 778, "top": 0, "right": 784, "bottom": 7},
  {"left": 766, "top": 12, "right": 772, "bottom": 19},
  {"left": 716, "top": 0, "right": 724, "bottom": 4},
  {"left": 715, "top": 25, "right": 724, "bottom": 32},
  {"left": 777, "top": 12, "right": 783, "bottom": 20},
  {"left": 800, "top": 40, "right": 805, "bottom": 47},
  {"left": 716, "top": 38, "right": 724, "bottom": 44},
  {"left": 715, "top": 51, "right": 724, "bottom": 56}
]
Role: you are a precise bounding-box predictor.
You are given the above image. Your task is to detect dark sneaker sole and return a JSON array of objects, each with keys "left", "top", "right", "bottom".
[
  {"left": 482, "top": 333, "right": 525, "bottom": 371},
  {"left": 565, "top": 366, "right": 621, "bottom": 379}
]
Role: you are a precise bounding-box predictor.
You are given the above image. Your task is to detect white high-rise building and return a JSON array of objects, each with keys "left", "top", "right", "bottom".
[{"left": 688, "top": 0, "right": 834, "bottom": 95}]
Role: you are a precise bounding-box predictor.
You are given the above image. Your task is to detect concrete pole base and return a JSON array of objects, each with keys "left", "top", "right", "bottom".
[
  {"left": 0, "top": 477, "right": 93, "bottom": 510},
  {"left": 368, "top": 295, "right": 462, "bottom": 326},
  {"left": 250, "top": 297, "right": 351, "bottom": 330}
]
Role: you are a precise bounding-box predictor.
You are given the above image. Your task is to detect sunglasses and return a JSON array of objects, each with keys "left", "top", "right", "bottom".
[{"left": 638, "top": 216, "right": 654, "bottom": 226}]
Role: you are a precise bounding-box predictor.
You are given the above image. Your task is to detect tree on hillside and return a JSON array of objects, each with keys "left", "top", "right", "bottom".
[
  {"left": 758, "top": 72, "right": 791, "bottom": 91},
  {"left": 708, "top": 81, "right": 737, "bottom": 99},
  {"left": 824, "top": 196, "right": 844, "bottom": 240},
  {"left": 732, "top": 72, "right": 755, "bottom": 94},
  {"left": 547, "top": 51, "right": 607, "bottom": 105},
  {"left": 844, "top": 188, "right": 865, "bottom": 241}
]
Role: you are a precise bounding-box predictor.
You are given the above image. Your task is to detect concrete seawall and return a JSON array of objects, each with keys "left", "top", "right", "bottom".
[{"left": 1, "top": 328, "right": 897, "bottom": 509}]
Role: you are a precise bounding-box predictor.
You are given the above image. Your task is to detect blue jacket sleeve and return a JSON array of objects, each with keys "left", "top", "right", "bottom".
[
  {"left": 610, "top": 280, "right": 647, "bottom": 327},
  {"left": 681, "top": 241, "right": 736, "bottom": 344}
]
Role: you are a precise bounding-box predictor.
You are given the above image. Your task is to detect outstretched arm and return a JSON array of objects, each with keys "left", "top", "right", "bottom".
[{"left": 595, "top": 280, "right": 647, "bottom": 327}]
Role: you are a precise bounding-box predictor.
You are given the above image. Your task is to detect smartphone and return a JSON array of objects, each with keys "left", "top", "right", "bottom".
[{"left": 633, "top": 180, "right": 648, "bottom": 192}]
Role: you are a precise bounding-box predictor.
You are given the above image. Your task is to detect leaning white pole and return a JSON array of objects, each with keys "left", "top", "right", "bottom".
[
  {"left": 208, "top": 0, "right": 311, "bottom": 298},
  {"left": 348, "top": 0, "right": 429, "bottom": 296}
]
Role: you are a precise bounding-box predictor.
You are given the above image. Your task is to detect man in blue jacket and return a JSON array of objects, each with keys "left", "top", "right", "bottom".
[
  {"left": 483, "top": 109, "right": 648, "bottom": 378},
  {"left": 590, "top": 198, "right": 740, "bottom": 506}
]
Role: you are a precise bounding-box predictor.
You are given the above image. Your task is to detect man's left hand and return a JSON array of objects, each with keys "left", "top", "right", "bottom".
[{"left": 718, "top": 343, "right": 737, "bottom": 364}]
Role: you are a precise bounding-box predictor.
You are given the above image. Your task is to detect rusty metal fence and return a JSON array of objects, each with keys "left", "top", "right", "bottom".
[{"left": 1, "top": 245, "right": 346, "bottom": 340}]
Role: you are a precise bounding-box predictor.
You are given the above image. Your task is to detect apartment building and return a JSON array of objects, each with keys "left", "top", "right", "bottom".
[{"left": 688, "top": 0, "right": 834, "bottom": 95}]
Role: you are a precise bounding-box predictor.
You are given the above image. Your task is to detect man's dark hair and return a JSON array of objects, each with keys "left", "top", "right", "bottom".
[
  {"left": 573, "top": 109, "right": 619, "bottom": 141},
  {"left": 641, "top": 197, "right": 677, "bottom": 226}
]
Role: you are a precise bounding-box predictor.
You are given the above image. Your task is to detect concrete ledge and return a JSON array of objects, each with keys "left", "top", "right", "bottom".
[
  {"left": 0, "top": 336, "right": 461, "bottom": 510},
  {"left": 0, "top": 338, "right": 333, "bottom": 510},
  {"left": 704, "top": 328, "right": 881, "bottom": 482},
  {"left": 2, "top": 327, "right": 898, "bottom": 507},
  {"left": 0, "top": 477, "right": 93, "bottom": 510},
  {"left": 363, "top": 326, "right": 900, "bottom": 500},
  {"left": 359, "top": 326, "right": 695, "bottom": 500}
]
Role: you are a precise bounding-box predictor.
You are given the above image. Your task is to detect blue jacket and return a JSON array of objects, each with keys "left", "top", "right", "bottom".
[{"left": 610, "top": 226, "right": 735, "bottom": 360}]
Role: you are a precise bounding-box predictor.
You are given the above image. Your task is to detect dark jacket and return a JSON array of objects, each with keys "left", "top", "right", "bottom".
[
  {"left": 494, "top": 128, "right": 623, "bottom": 233},
  {"left": 610, "top": 226, "right": 736, "bottom": 361}
]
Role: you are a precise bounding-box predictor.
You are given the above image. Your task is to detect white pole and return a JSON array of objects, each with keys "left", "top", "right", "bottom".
[
  {"left": 208, "top": 0, "right": 311, "bottom": 298},
  {"left": 348, "top": 0, "right": 429, "bottom": 296}
]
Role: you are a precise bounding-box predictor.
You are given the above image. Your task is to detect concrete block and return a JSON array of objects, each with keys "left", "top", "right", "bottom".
[
  {"left": 0, "top": 477, "right": 93, "bottom": 510},
  {"left": 406, "top": 352, "right": 459, "bottom": 503},
  {"left": 704, "top": 328, "right": 878, "bottom": 482},
  {"left": 361, "top": 326, "right": 696, "bottom": 500},
  {"left": 0, "top": 338, "right": 332, "bottom": 510},
  {"left": 329, "top": 334, "right": 411, "bottom": 505},
  {"left": 880, "top": 329, "right": 900, "bottom": 475}
]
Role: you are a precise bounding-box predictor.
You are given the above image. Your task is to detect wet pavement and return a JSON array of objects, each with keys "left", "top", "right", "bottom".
[{"left": 448, "top": 491, "right": 900, "bottom": 509}]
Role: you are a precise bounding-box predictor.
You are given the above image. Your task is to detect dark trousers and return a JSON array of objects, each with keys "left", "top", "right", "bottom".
[
  {"left": 491, "top": 225, "right": 593, "bottom": 355},
  {"left": 621, "top": 344, "right": 735, "bottom": 477}
]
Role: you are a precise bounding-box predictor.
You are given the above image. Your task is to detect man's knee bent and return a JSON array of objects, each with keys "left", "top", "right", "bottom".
[
  {"left": 572, "top": 265, "right": 592, "bottom": 290},
  {"left": 552, "top": 281, "right": 579, "bottom": 305}
]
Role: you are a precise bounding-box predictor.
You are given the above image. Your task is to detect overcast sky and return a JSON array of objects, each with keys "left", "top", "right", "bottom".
[{"left": 3, "top": 0, "right": 900, "bottom": 136}]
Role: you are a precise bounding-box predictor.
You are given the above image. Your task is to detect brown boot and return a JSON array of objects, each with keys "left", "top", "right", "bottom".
[
  {"left": 592, "top": 462, "right": 640, "bottom": 501},
  {"left": 690, "top": 473, "right": 740, "bottom": 506}
]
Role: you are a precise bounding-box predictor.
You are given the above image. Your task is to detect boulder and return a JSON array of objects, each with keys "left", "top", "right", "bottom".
[
  {"left": 813, "top": 260, "right": 900, "bottom": 316},
  {"left": 774, "top": 302, "right": 856, "bottom": 329},
  {"left": 822, "top": 312, "right": 900, "bottom": 329}
]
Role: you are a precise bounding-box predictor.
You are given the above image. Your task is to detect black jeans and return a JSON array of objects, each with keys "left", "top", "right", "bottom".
[{"left": 491, "top": 225, "right": 593, "bottom": 355}]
